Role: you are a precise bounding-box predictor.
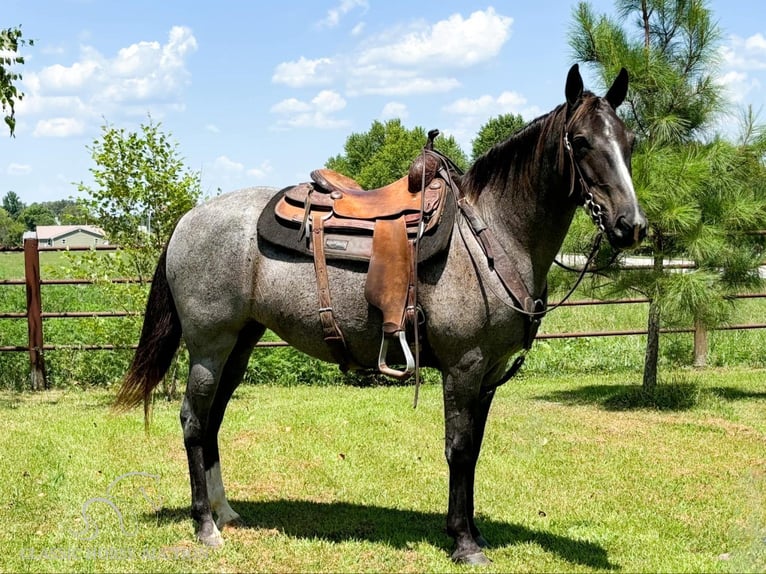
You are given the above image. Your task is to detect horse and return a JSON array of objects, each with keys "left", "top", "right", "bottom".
[{"left": 115, "top": 64, "right": 646, "bottom": 565}]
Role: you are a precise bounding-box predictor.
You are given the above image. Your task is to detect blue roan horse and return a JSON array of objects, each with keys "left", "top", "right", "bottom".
[{"left": 116, "top": 65, "right": 646, "bottom": 564}]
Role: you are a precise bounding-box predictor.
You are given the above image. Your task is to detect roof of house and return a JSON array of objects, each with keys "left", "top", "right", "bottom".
[{"left": 35, "top": 225, "right": 106, "bottom": 240}]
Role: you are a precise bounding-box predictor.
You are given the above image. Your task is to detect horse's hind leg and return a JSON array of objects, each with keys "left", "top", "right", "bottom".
[
  {"left": 204, "top": 322, "right": 265, "bottom": 530},
  {"left": 180, "top": 328, "right": 246, "bottom": 547}
]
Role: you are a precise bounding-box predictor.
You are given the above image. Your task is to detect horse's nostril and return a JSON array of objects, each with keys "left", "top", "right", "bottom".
[{"left": 614, "top": 214, "right": 647, "bottom": 246}]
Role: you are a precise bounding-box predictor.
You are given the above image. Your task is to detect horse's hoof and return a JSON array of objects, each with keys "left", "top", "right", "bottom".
[
  {"left": 451, "top": 549, "right": 492, "bottom": 566},
  {"left": 197, "top": 527, "right": 224, "bottom": 547}
]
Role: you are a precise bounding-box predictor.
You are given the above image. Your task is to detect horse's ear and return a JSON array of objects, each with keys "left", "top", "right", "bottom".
[
  {"left": 565, "top": 64, "right": 583, "bottom": 107},
  {"left": 605, "top": 67, "right": 629, "bottom": 109}
]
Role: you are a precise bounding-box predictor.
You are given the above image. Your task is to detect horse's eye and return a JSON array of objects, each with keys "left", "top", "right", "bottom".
[{"left": 572, "top": 135, "right": 590, "bottom": 149}]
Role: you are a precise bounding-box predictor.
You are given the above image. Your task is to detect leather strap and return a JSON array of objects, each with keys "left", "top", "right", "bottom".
[
  {"left": 311, "top": 213, "right": 351, "bottom": 369},
  {"left": 456, "top": 197, "right": 541, "bottom": 313}
]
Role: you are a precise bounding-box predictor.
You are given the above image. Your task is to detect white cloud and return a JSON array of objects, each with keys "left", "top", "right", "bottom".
[
  {"left": 317, "top": 0, "right": 368, "bottom": 29},
  {"left": 271, "top": 8, "right": 512, "bottom": 99},
  {"left": 347, "top": 67, "right": 460, "bottom": 96},
  {"left": 351, "top": 22, "right": 366, "bottom": 36},
  {"left": 270, "top": 98, "right": 313, "bottom": 114},
  {"left": 212, "top": 155, "right": 245, "bottom": 172},
  {"left": 17, "top": 26, "right": 197, "bottom": 137},
  {"left": 205, "top": 124, "right": 220, "bottom": 134},
  {"left": 272, "top": 57, "right": 334, "bottom": 87},
  {"left": 719, "top": 33, "right": 766, "bottom": 103},
  {"left": 721, "top": 33, "right": 766, "bottom": 72},
  {"left": 32, "top": 117, "right": 86, "bottom": 138},
  {"left": 205, "top": 156, "right": 273, "bottom": 190},
  {"left": 311, "top": 90, "right": 346, "bottom": 112},
  {"left": 442, "top": 91, "right": 541, "bottom": 152},
  {"left": 358, "top": 8, "right": 512, "bottom": 68},
  {"left": 380, "top": 102, "right": 408, "bottom": 120},
  {"left": 443, "top": 91, "right": 532, "bottom": 116},
  {"left": 271, "top": 90, "right": 350, "bottom": 129},
  {"left": 247, "top": 160, "right": 273, "bottom": 179},
  {"left": 7, "top": 163, "right": 32, "bottom": 175}
]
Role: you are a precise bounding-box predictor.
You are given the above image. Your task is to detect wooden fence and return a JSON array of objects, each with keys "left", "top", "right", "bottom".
[{"left": 2, "top": 236, "right": 765, "bottom": 390}]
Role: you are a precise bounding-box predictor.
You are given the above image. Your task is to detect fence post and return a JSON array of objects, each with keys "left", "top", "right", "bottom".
[
  {"left": 23, "top": 233, "right": 47, "bottom": 390},
  {"left": 693, "top": 319, "right": 707, "bottom": 368}
]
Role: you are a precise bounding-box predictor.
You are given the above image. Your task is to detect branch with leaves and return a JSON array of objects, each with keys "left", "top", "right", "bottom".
[{"left": 0, "top": 25, "right": 33, "bottom": 136}]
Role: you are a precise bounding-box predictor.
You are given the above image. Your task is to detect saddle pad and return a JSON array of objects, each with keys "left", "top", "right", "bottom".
[{"left": 257, "top": 184, "right": 456, "bottom": 263}]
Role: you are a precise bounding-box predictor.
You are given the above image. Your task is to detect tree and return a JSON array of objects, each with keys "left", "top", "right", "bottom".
[
  {"left": 18, "top": 203, "right": 55, "bottom": 230},
  {"left": 569, "top": 0, "right": 766, "bottom": 390},
  {"left": 471, "top": 113, "right": 526, "bottom": 161},
  {"left": 77, "top": 118, "right": 202, "bottom": 276},
  {"left": 2, "top": 190, "right": 25, "bottom": 218},
  {"left": 326, "top": 119, "right": 468, "bottom": 188},
  {"left": 0, "top": 207, "right": 24, "bottom": 247},
  {"left": 1, "top": 26, "right": 33, "bottom": 136},
  {"left": 57, "top": 202, "right": 95, "bottom": 225}
]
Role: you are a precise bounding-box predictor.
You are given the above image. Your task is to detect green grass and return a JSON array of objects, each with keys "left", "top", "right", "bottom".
[
  {"left": 1, "top": 369, "right": 764, "bottom": 572},
  {"left": 0, "top": 251, "right": 72, "bottom": 279}
]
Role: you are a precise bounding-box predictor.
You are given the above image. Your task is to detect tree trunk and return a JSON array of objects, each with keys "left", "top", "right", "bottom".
[
  {"left": 693, "top": 318, "right": 708, "bottom": 368},
  {"left": 643, "top": 250, "right": 664, "bottom": 392},
  {"left": 643, "top": 297, "right": 661, "bottom": 392},
  {"left": 641, "top": 0, "right": 651, "bottom": 49}
]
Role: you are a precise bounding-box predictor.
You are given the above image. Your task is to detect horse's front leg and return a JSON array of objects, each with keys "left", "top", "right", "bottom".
[
  {"left": 467, "top": 387, "right": 496, "bottom": 549},
  {"left": 443, "top": 357, "right": 491, "bottom": 565}
]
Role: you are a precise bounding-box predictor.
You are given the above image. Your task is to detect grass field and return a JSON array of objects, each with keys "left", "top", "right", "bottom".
[{"left": 1, "top": 369, "right": 764, "bottom": 573}]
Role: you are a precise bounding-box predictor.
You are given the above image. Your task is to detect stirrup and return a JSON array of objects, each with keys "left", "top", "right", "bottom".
[{"left": 377, "top": 330, "right": 415, "bottom": 380}]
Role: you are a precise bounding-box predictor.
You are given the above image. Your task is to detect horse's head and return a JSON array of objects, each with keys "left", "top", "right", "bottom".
[{"left": 564, "top": 64, "right": 647, "bottom": 250}]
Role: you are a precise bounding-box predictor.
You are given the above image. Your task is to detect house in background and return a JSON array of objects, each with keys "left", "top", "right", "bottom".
[{"left": 35, "top": 225, "right": 107, "bottom": 248}]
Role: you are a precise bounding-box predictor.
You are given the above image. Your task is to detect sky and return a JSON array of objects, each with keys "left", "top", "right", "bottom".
[{"left": 2, "top": 0, "right": 766, "bottom": 206}]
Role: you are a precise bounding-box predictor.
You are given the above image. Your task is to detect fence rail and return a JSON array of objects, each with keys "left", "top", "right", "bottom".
[{"left": 3, "top": 235, "right": 765, "bottom": 390}]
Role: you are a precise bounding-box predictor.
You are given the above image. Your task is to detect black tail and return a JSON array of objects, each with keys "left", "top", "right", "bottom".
[{"left": 114, "top": 245, "right": 182, "bottom": 419}]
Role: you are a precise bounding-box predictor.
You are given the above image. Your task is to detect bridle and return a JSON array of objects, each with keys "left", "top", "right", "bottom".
[{"left": 563, "top": 131, "right": 607, "bottom": 233}]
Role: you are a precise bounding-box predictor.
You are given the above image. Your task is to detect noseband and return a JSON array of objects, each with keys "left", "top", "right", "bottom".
[{"left": 563, "top": 132, "right": 606, "bottom": 232}]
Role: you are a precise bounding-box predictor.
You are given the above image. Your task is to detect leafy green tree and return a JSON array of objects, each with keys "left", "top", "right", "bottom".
[
  {"left": 326, "top": 119, "right": 468, "bottom": 188},
  {"left": 77, "top": 118, "right": 201, "bottom": 276},
  {"left": 471, "top": 113, "right": 526, "bottom": 161},
  {"left": 0, "top": 207, "right": 24, "bottom": 246},
  {"left": 18, "top": 203, "right": 55, "bottom": 230},
  {"left": 1, "top": 26, "right": 33, "bottom": 136},
  {"left": 569, "top": 0, "right": 766, "bottom": 390},
  {"left": 57, "top": 202, "right": 95, "bottom": 225},
  {"left": 2, "top": 190, "right": 25, "bottom": 218}
]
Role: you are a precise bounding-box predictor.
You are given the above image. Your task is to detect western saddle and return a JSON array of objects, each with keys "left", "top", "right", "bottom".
[{"left": 268, "top": 131, "right": 453, "bottom": 379}]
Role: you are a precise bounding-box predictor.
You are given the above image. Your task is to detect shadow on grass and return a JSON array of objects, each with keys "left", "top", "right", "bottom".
[
  {"left": 539, "top": 376, "right": 766, "bottom": 411},
  {"left": 153, "top": 499, "right": 616, "bottom": 569},
  {"left": 537, "top": 382, "right": 703, "bottom": 411},
  {"left": 708, "top": 386, "right": 766, "bottom": 401}
]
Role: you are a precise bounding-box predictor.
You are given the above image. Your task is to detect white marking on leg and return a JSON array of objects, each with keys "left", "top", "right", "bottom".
[{"left": 206, "top": 462, "right": 241, "bottom": 528}]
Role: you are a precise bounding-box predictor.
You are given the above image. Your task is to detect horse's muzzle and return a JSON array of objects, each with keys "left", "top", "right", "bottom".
[{"left": 609, "top": 212, "right": 647, "bottom": 249}]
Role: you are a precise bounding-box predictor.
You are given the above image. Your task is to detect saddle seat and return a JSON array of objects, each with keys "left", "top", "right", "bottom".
[{"left": 308, "top": 168, "right": 435, "bottom": 220}]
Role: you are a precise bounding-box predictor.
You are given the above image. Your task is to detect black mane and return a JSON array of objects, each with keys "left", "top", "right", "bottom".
[{"left": 460, "top": 92, "right": 601, "bottom": 201}]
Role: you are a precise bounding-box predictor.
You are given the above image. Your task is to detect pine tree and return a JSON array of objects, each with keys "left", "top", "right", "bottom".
[{"left": 569, "top": 0, "right": 766, "bottom": 390}]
